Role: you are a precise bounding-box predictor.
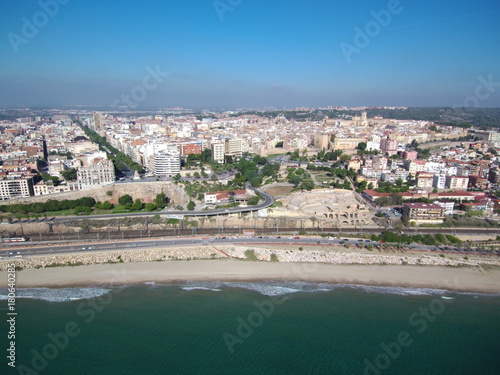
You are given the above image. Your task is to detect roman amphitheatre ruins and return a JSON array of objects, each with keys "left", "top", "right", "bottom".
[{"left": 265, "top": 186, "right": 376, "bottom": 227}]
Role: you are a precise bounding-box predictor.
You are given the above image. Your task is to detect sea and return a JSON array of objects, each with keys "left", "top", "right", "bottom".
[{"left": 1, "top": 282, "right": 499, "bottom": 375}]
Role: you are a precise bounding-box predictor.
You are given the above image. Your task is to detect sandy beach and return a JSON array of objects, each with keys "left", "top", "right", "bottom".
[{"left": 2, "top": 259, "right": 500, "bottom": 294}]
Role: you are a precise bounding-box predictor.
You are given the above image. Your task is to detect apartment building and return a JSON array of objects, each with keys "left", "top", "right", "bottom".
[
  {"left": 416, "top": 172, "right": 434, "bottom": 189},
  {"left": 211, "top": 142, "right": 225, "bottom": 164},
  {"left": 404, "top": 159, "right": 427, "bottom": 175},
  {"left": 488, "top": 168, "right": 500, "bottom": 184},
  {"left": 380, "top": 137, "right": 398, "bottom": 156},
  {"left": 445, "top": 176, "right": 469, "bottom": 190},
  {"left": 333, "top": 137, "right": 364, "bottom": 151},
  {"left": 76, "top": 159, "right": 115, "bottom": 189},
  {"left": 474, "top": 130, "right": 500, "bottom": 145},
  {"left": 436, "top": 200, "right": 454, "bottom": 215},
  {"left": 468, "top": 175, "right": 489, "bottom": 190},
  {"left": 0, "top": 176, "right": 34, "bottom": 200},
  {"left": 180, "top": 142, "right": 202, "bottom": 156},
  {"left": 225, "top": 138, "right": 243, "bottom": 158},
  {"left": 433, "top": 174, "right": 446, "bottom": 189},
  {"left": 400, "top": 150, "right": 418, "bottom": 160},
  {"left": 402, "top": 203, "right": 445, "bottom": 224},
  {"left": 152, "top": 152, "right": 181, "bottom": 177}
]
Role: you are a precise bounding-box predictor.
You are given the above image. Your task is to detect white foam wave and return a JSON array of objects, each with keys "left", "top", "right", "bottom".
[
  {"left": 181, "top": 287, "right": 222, "bottom": 292},
  {"left": 180, "top": 281, "right": 224, "bottom": 293},
  {"left": 341, "top": 284, "right": 448, "bottom": 296},
  {"left": 222, "top": 282, "right": 304, "bottom": 296},
  {"left": 0, "top": 287, "right": 112, "bottom": 303},
  {"left": 202, "top": 281, "right": 453, "bottom": 297}
]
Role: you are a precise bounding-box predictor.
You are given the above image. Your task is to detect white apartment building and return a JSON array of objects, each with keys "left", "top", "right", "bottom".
[
  {"left": 152, "top": 152, "right": 180, "bottom": 177},
  {"left": 48, "top": 159, "right": 67, "bottom": 178},
  {"left": 433, "top": 174, "right": 446, "bottom": 189},
  {"left": 77, "top": 159, "right": 115, "bottom": 190},
  {"left": 436, "top": 200, "right": 455, "bottom": 215},
  {"left": 425, "top": 162, "right": 445, "bottom": 174},
  {"left": 212, "top": 143, "right": 225, "bottom": 164},
  {"left": 445, "top": 166, "right": 458, "bottom": 176}
]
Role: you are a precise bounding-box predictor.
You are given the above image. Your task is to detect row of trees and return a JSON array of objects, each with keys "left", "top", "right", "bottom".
[
  {"left": 117, "top": 193, "right": 170, "bottom": 211},
  {"left": 80, "top": 124, "right": 144, "bottom": 174},
  {"left": 0, "top": 197, "right": 96, "bottom": 214},
  {"left": 372, "top": 231, "right": 462, "bottom": 246},
  {"left": 0, "top": 193, "right": 172, "bottom": 216}
]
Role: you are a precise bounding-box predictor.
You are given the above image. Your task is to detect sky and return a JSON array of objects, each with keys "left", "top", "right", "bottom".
[{"left": 0, "top": 0, "right": 499, "bottom": 109}]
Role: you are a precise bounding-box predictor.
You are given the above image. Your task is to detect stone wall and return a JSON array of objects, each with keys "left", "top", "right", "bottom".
[
  {"left": 0, "top": 215, "right": 378, "bottom": 236},
  {"left": 0, "top": 182, "right": 189, "bottom": 206}
]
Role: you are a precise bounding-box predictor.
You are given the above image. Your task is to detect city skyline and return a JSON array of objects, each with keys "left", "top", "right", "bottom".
[{"left": 1, "top": 0, "right": 500, "bottom": 109}]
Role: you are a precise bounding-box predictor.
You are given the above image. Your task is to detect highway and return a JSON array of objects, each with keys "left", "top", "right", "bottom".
[
  {"left": 3, "top": 226, "right": 500, "bottom": 246},
  {"left": 1, "top": 235, "right": 498, "bottom": 259}
]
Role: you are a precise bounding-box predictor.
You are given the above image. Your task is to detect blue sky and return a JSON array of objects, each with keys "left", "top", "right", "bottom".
[{"left": 1, "top": 0, "right": 499, "bottom": 109}]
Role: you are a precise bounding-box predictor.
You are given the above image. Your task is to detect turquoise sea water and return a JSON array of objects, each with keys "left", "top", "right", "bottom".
[{"left": 1, "top": 282, "right": 500, "bottom": 375}]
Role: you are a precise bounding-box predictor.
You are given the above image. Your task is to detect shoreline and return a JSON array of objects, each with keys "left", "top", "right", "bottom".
[{"left": 2, "top": 259, "right": 500, "bottom": 294}]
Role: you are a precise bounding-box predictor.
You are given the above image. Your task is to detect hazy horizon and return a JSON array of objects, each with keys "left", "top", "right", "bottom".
[{"left": 1, "top": 0, "right": 499, "bottom": 109}]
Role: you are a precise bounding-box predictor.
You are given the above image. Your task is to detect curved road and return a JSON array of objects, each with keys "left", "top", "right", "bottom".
[{"left": 51, "top": 184, "right": 274, "bottom": 223}]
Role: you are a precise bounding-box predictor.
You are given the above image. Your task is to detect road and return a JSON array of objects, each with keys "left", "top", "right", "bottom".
[
  {"left": 1, "top": 235, "right": 498, "bottom": 260},
  {"left": 45, "top": 184, "right": 274, "bottom": 223}
]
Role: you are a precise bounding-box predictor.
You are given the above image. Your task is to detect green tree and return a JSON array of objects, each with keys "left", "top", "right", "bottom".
[
  {"left": 145, "top": 203, "right": 156, "bottom": 211},
  {"left": 357, "top": 142, "right": 367, "bottom": 151},
  {"left": 154, "top": 193, "right": 169, "bottom": 209},
  {"left": 130, "top": 198, "right": 143, "bottom": 211},
  {"left": 247, "top": 196, "right": 260, "bottom": 205},
  {"left": 300, "top": 180, "right": 315, "bottom": 191},
  {"left": 253, "top": 155, "right": 267, "bottom": 165},
  {"left": 200, "top": 148, "right": 212, "bottom": 162},
  {"left": 416, "top": 148, "right": 431, "bottom": 159},
  {"left": 74, "top": 206, "right": 91, "bottom": 214},
  {"left": 41, "top": 172, "right": 61, "bottom": 186},
  {"left": 339, "top": 154, "right": 351, "bottom": 162},
  {"left": 187, "top": 201, "right": 196, "bottom": 210},
  {"left": 100, "top": 201, "right": 113, "bottom": 210},
  {"left": 60, "top": 168, "right": 78, "bottom": 181},
  {"left": 435, "top": 233, "right": 446, "bottom": 244},
  {"left": 118, "top": 194, "right": 133, "bottom": 206}
]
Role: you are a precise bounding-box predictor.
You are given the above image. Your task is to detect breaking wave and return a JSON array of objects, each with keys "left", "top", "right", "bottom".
[{"left": 0, "top": 287, "right": 112, "bottom": 303}]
